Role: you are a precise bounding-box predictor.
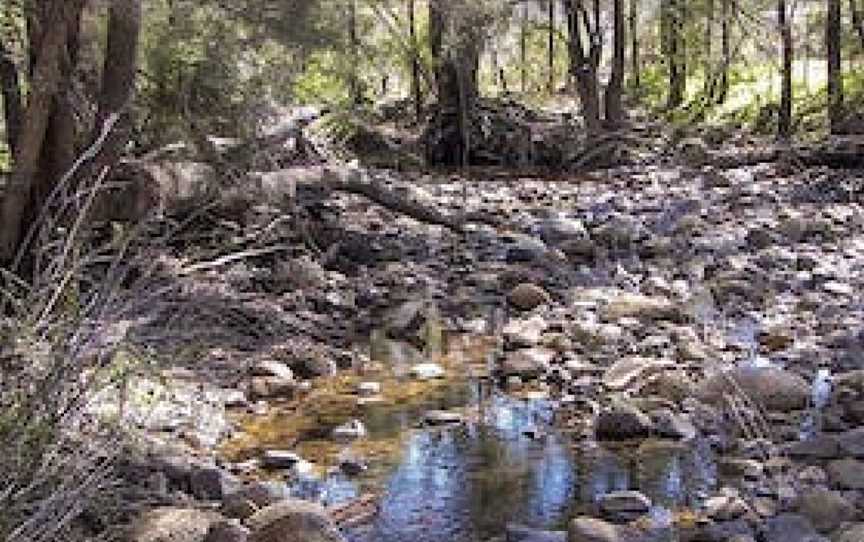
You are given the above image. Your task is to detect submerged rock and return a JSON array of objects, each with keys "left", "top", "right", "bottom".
[{"left": 595, "top": 403, "right": 654, "bottom": 441}]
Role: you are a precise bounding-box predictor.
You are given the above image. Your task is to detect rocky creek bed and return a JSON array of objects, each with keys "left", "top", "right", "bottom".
[{"left": 105, "top": 159, "right": 864, "bottom": 542}]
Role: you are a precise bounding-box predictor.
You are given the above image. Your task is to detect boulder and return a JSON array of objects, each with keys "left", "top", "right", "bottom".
[
  {"left": 795, "top": 489, "right": 855, "bottom": 533},
  {"left": 697, "top": 367, "right": 810, "bottom": 411},
  {"left": 332, "top": 419, "right": 366, "bottom": 442},
  {"left": 827, "top": 458, "right": 864, "bottom": 489},
  {"left": 129, "top": 507, "right": 223, "bottom": 542},
  {"left": 247, "top": 500, "right": 345, "bottom": 542},
  {"left": 838, "top": 427, "right": 864, "bottom": 458},
  {"left": 833, "top": 524, "right": 864, "bottom": 542},
  {"left": 508, "top": 283, "right": 552, "bottom": 311},
  {"left": 205, "top": 521, "right": 250, "bottom": 542},
  {"left": 261, "top": 450, "right": 303, "bottom": 470},
  {"left": 190, "top": 465, "right": 237, "bottom": 501},
  {"left": 567, "top": 517, "right": 623, "bottom": 542},
  {"left": 595, "top": 403, "right": 654, "bottom": 441},
  {"left": 787, "top": 434, "right": 842, "bottom": 460},
  {"left": 760, "top": 514, "right": 823, "bottom": 542}
]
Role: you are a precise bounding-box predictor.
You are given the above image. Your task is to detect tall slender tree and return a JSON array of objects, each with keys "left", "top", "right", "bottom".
[
  {"left": 826, "top": 0, "right": 843, "bottom": 133},
  {"left": 605, "top": 0, "right": 626, "bottom": 125},
  {"left": 630, "top": 0, "right": 639, "bottom": 88},
  {"left": 778, "top": 0, "right": 793, "bottom": 139}
]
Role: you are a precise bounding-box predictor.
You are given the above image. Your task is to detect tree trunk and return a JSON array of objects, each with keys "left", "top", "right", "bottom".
[
  {"left": 348, "top": 0, "right": 362, "bottom": 105},
  {"left": 521, "top": 3, "right": 528, "bottom": 92},
  {"left": 605, "top": 0, "right": 625, "bottom": 126},
  {"left": 408, "top": 0, "right": 422, "bottom": 121},
  {"left": 629, "top": 0, "right": 639, "bottom": 88},
  {"left": 778, "top": 0, "right": 793, "bottom": 140},
  {"left": 705, "top": 0, "right": 714, "bottom": 97},
  {"left": 0, "top": 40, "right": 22, "bottom": 160},
  {"left": 0, "top": 3, "right": 71, "bottom": 263},
  {"left": 851, "top": 0, "right": 864, "bottom": 50},
  {"left": 665, "top": 0, "right": 686, "bottom": 108},
  {"left": 826, "top": 0, "right": 843, "bottom": 133},
  {"left": 718, "top": 0, "right": 730, "bottom": 103},
  {"left": 548, "top": 0, "right": 555, "bottom": 92},
  {"left": 429, "top": 0, "right": 444, "bottom": 88},
  {"left": 566, "top": 0, "right": 602, "bottom": 132}
]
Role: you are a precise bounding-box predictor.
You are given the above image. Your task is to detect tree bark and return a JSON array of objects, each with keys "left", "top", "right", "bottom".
[
  {"left": 665, "top": 0, "right": 686, "bottom": 108},
  {"left": 718, "top": 0, "right": 730, "bottom": 103},
  {"left": 348, "top": 0, "right": 362, "bottom": 105},
  {"left": 605, "top": 0, "right": 625, "bottom": 126},
  {"left": 629, "top": 0, "right": 639, "bottom": 88},
  {"left": 826, "top": 0, "right": 843, "bottom": 133},
  {"left": 521, "top": 3, "right": 528, "bottom": 92},
  {"left": 851, "top": 0, "right": 864, "bottom": 50},
  {"left": 705, "top": 0, "right": 714, "bottom": 97},
  {"left": 778, "top": 0, "right": 793, "bottom": 140},
  {"left": 548, "top": 0, "right": 555, "bottom": 92},
  {"left": 566, "top": 0, "right": 602, "bottom": 132},
  {"left": 408, "top": 0, "right": 422, "bottom": 121},
  {"left": 0, "top": 40, "right": 22, "bottom": 161},
  {"left": 0, "top": 3, "right": 71, "bottom": 262}
]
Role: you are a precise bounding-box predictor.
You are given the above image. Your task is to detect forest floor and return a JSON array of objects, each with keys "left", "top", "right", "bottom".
[{"left": 80, "top": 110, "right": 864, "bottom": 542}]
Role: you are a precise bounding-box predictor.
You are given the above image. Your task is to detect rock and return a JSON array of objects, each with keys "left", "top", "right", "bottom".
[
  {"left": 247, "top": 500, "right": 345, "bottom": 542},
  {"left": 833, "top": 524, "right": 864, "bottom": 542},
  {"left": 787, "top": 434, "right": 842, "bottom": 460},
  {"left": 761, "top": 514, "right": 822, "bottom": 542},
  {"left": 383, "top": 300, "right": 425, "bottom": 335},
  {"left": 356, "top": 381, "right": 381, "bottom": 396},
  {"left": 424, "top": 410, "right": 464, "bottom": 425},
  {"left": 537, "top": 215, "right": 587, "bottom": 246},
  {"left": 695, "top": 519, "right": 755, "bottom": 542},
  {"left": 502, "top": 348, "right": 555, "bottom": 378},
  {"left": 718, "top": 458, "right": 764, "bottom": 480},
  {"left": 697, "top": 367, "right": 810, "bottom": 411},
  {"left": 508, "top": 283, "right": 552, "bottom": 311},
  {"left": 798, "top": 465, "right": 828, "bottom": 486},
  {"left": 338, "top": 453, "right": 367, "bottom": 476},
  {"left": 250, "top": 360, "right": 294, "bottom": 381},
  {"left": 650, "top": 409, "right": 697, "bottom": 440},
  {"left": 332, "top": 419, "right": 366, "bottom": 442},
  {"left": 704, "top": 488, "right": 752, "bottom": 521},
  {"left": 795, "top": 489, "right": 856, "bottom": 533},
  {"left": 567, "top": 517, "right": 623, "bottom": 542},
  {"left": 602, "top": 357, "right": 675, "bottom": 391},
  {"left": 190, "top": 465, "right": 236, "bottom": 501},
  {"left": 679, "top": 137, "right": 709, "bottom": 165},
  {"left": 504, "top": 316, "right": 548, "bottom": 348},
  {"left": 595, "top": 403, "right": 654, "bottom": 440},
  {"left": 300, "top": 355, "right": 337, "bottom": 378},
  {"left": 600, "top": 293, "right": 679, "bottom": 322},
  {"left": 827, "top": 458, "right": 864, "bottom": 489},
  {"left": 409, "top": 362, "right": 445, "bottom": 380},
  {"left": 205, "top": 520, "right": 250, "bottom": 542},
  {"left": 222, "top": 482, "right": 287, "bottom": 520},
  {"left": 261, "top": 450, "right": 303, "bottom": 470},
  {"left": 838, "top": 427, "right": 864, "bottom": 458},
  {"left": 248, "top": 376, "right": 296, "bottom": 400},
  {"left": 129, "top": 507, "right": 224, "bottom": 542},
  {"left": 598, "top": 490, "right": 651, "bottom": 522},
  {"left": 506, "top": 523, "right": 567, "bottom": 542}
]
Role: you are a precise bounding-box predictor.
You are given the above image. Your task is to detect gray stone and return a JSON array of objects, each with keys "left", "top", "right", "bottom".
[
  {"left": 508, "top": 283, "right": 552, "bottom": 311},
  {"left": 832, "top": 523, "right": 864, "bottom": 542},
  {"left": 332, "top": 419, "right": 366, "bottom": 442},
  {"left": 761, "top": 514, "right": 823, "bottom": 542},
  {"left": 787, "top": 435, "right": 842, "bottom": 460},
  {"left": 129, "top": 507, "right": 224, "bottom": 542},
  {"left": 190, "top": 465, "right": 236, "bottom": 501},
  {"left": 504, "top": 316, "right": 548, "bottom": 348},
  {"left": 424, "top": 410, "right": 464, "bottom": 425},
  {"left": 261, "top": 450, "right": 303, "bottom": 470},
  {"left": 598, "top": 490, "right": 651, "bottom": 523},
  {"left": 838, "top": 427, "right": 864, "bottom": 458},
  {"left": 650, "top": 409, "right": 697, "bottom": 440},
  {"left": 698, "top": 367, "right": 810, "bottom": 411},
  {"left": 567, "top": 517, "right": 623, "bottom": 542},
  {"left": 247, "top": 500, "right": 345, "bottom": 542},
  {"left": 795, "top": 489, "right": 856, "bottom": 533},
  {"left": 602, "top": 357, "right": 675, "bottom": 391},
  {"left": 507, "top": 523, "right": 567, "bottom": 542},
  {"left": 409, "top": 362, "right": 445, "bottom": 380},
  {"left": 827, "top": 458, "right": 864, "bottom": 489},
  {"left": 695, "top": 520, "right": 754, "bottom": 542},
  {"left": 205, "top": 520, "right": 250, "bottom": 542},
  {"left": 595, "top": 404, "right": 654, "bottom": 441},
  {"left": 503, "top": 348, "right": 555, "bottom": 378}
]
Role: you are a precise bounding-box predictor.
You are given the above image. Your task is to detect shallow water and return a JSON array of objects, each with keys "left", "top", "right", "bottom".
[{"left": 265, "top": 333, "right": 719, "bottom": 541}]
